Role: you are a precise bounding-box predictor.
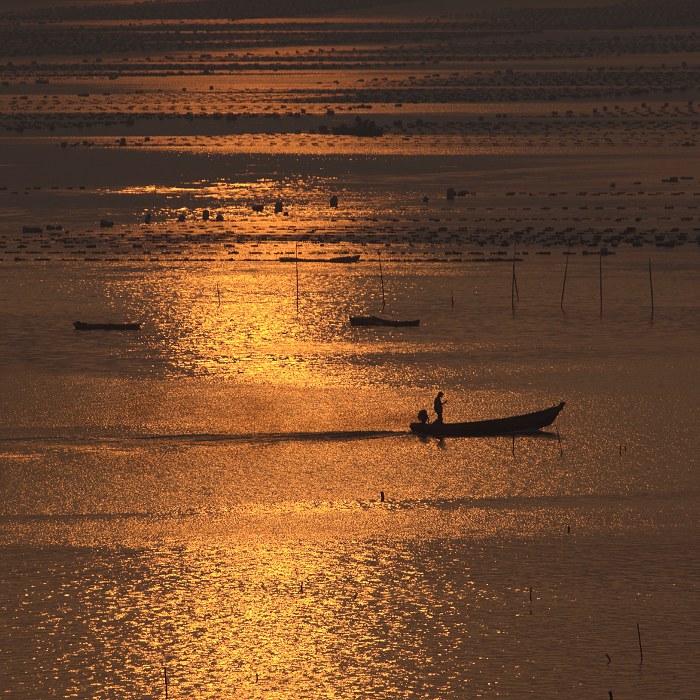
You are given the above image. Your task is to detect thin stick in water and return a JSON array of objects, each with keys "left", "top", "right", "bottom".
[
  {"left": 216, "top": 282, "right": 221, "bottom": 308},
  {"left": 560, "top": 246, "right": 570, "bottom": 310},
  {"left": 511, "top": 242, "right": 519, "bottom": 310},
  {"left": 378, "top": 250, "right": 386, "bottom": 310},
  {"left": 555, "top": 424, "right": 563, "bottom": 457},
  {"left": 599, "top": 253, "right": 603, "bottom": 317},
  {"left": 164, "top": 667, "right": 168, "bottom": 700},
  {"left": 295, "top": 242, "right": 299, "bottom": 314},
  {"left": 637, "top": 623, "right": 643, "bottom": 663},
  {"left": 648, "top": 257, "right": 654, "bottom": 318}
]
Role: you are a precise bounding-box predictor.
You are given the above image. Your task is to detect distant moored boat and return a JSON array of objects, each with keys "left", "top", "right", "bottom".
[
  {"left": 74, "top": 321, "right": 141, "bottom": 331},
  {"left": 279, "top": 254, "right": 360, "bottom": 263},
  {"left": 350, "top": 316, "right": 419, "bottom": 327}
]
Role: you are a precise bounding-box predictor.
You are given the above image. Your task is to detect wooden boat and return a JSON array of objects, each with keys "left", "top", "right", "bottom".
[
  {"left": 74, "top": 321, "right": 141, "bottom": 331},
  {"left": 279, "top": 254, "right": 360, "bottom": 263},
  {"left": 350, "top": 316, "right": 420, "bottom": 327},
  {"left": 410, "top": 401, "right": 565, "bottom": 437}
]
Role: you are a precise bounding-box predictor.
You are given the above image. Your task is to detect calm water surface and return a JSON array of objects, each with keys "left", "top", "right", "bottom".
[{"left": 0, "top": 251, "right": 698, "bottom": 698}]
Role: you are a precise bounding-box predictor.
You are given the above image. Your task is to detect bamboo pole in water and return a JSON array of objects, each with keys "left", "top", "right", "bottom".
[
  {"left": 164, "top": 667, "right": 168, "bottom": 700},
  {"left": 637, "top": 623, "right": 644, "bottom": 662},
  {"left": 511, "top": 247, "right": 516, "bottom": 311},
  {"left": 649, "top": 257, "right": 654, "bottom": 318},
  {"left": 599, "top": 253, "right": 603, "bottom": 317},
  {"left": 555, "top": 424, "right": 563, "bottom": 457},
  {"left": 378, "top": 250, "right": 386, "bottom": 310},
  {"left": 511, "top": 244, "right": 519, "bottom": 310},
  {"left": 560, "top": 246, "right": 570, "bottom": 310},
  {"left": 295, "top": 241, "right": 299, "bottom": 314}
]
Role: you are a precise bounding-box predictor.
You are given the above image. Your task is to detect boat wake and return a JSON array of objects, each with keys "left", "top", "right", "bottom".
[
  {"left": 133, "top": 429, "right": 406, "bottom": 445},
  {"left": 0, "top": 429, "right": 407, "bottom": 447}
]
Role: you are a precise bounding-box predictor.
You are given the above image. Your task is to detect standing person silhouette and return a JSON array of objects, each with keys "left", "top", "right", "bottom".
[{"left": 433, "top": 391, "right": 446, "bottom": 423}]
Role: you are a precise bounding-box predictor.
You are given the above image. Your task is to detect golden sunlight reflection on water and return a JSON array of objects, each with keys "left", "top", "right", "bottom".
[
  {"left": 3, "top": 9, "right": 700, "bottom": 696},
  {"left": 98, "top": 132, "right": 630, "bottom": 159},
  {"left": 2, "top": 533, "right": 698, "bottom": 699},
  {"left": 0, "top": 255, "right": 698, "bottom": 699},
  {"left": 76, "top": 255, "right": 699, "bottom": 387}
]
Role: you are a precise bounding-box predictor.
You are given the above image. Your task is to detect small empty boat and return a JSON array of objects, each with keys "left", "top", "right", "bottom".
[
  {"left": 74, "top": 321, "right": 141, "bottom": 331},
  {"left": 279, "top": 254, "right": 360, "bottom": 263},
  {"left": 350, "top": 316, "right": 420, "bottom": 327}
]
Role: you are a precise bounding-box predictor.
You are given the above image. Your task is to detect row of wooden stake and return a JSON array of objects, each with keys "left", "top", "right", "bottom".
[
  {"left": 512, "top": 248, "right": 656, "bottom": 317},
  {"left": 285, "top": 247, "right": 656, "bottom": 316}
]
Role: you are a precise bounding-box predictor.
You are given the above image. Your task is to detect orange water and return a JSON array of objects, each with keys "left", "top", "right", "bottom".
[{"left": 0, "top": 253, "right": 698, "bottom": 698}]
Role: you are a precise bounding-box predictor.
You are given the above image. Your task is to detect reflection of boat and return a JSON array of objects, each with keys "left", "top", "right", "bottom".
[
  {"left": 350, "top": 316, "right": 420, "bottom": 327},
  {"left": 410, "top": 402, "right": 565, "bottom": 437},
  {"left": 74, "top": 321, "right": 141, "bottom": 331},
  {"left": 279, "top": 254, "right": 360, "bottom": 263}
]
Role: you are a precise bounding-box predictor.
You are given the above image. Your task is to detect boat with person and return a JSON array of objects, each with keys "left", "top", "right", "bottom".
[
  {"left": 74, "top": 321, "right": 141, "bottom": 331},
  {"left": 410, "top": 401, "right": 565, "bottom": 437},
  {"left": 350, "top": 316, "right": 420, "bottom": 327}
]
